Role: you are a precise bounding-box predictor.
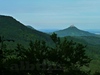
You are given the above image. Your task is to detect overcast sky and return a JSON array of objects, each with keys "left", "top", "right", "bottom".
[{"left": 0, "top": 0, "right": 100, "bottom": 30}]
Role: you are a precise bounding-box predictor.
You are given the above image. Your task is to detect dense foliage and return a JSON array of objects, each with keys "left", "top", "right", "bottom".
[
  {"left": 0, "top": 15, "right": 53, "bottom": 48},
  {"left": 0, "top": 34, "right": 97, "bottom": 75}
]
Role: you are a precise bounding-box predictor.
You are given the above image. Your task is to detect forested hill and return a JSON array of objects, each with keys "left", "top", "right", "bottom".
[
  {"left": 0, "top": 15, "right": 53, "bottom": 46},
  {"left": 54, "top": 25, "right": 96, "bottom": 37}
]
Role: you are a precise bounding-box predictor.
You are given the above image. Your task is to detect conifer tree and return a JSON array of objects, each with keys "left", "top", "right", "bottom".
[{"left": 50, "top": 33, "right": 91, "bottom": 75}]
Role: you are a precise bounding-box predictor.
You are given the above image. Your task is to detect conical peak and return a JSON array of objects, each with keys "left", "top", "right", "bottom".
[
  {"left": 69, "top": 24, "right": 76, "bottom": 27},
  {"left": 67, "top": 25, "right": 79, "bottom": 30}
]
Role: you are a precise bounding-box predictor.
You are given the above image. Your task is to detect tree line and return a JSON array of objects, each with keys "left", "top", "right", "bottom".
[{"left": 0, "top": 33, "right": 100, "bottom": 75}]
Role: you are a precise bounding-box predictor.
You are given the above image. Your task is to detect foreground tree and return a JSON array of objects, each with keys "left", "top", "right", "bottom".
[
  {"left": 0, "top": 36, "right": 14, "bottom": 75},
  {"left": 93, "top": 71, "right": 100, "bottom": 75},
  {"left": 2, "top": 33, "right": 91, "bottom": 75},
  {"left": 49, "top": 33, "right": 91, "bottom": 75}
]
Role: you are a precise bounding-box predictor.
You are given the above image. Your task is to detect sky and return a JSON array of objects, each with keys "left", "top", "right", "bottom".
[{"left": 0, "top": 0, "right": 100, "bottom": 30}]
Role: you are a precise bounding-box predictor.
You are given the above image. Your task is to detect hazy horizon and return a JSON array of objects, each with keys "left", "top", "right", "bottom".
[
  {"left": 38, "top": 27, "right": 100, "bottom": 33},
  {"left": 0, "top": 0, "right": 100, "bottom": 30}
]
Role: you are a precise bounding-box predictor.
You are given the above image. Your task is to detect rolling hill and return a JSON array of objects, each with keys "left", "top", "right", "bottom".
[
  {"left": 0, "top": 15, "right": 100, "bottom": 73},
  {"left": 54, "top": 25, "right": 96, "bottom": 37},
  {"left": 53, "top": 25, "right": 100, "bottom": 46},
  {"left": 0, "top": 15, "right": 53, "bottom": 48}
]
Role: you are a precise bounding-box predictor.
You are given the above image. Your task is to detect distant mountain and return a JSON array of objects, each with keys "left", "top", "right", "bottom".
[
  {"left": 0, "top": 15, "right": 53, "bottom": 47},
  {"left": 54, "top": 25, "right": 96, "bottom": 37}
]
